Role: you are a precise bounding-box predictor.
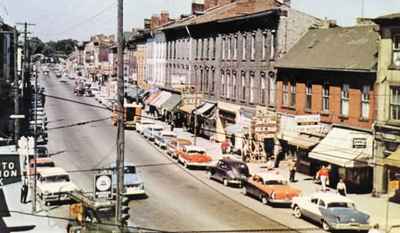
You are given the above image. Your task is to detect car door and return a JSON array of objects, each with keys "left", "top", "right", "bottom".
[
  {"left": 308, "top": 198, "right": 324, "bottom": 222},
  {"left": 215, "top": 161, "right": 227, "bottom": 182},
  {"left": 301, "top": 197, "right": 320, "bottom": 221}
]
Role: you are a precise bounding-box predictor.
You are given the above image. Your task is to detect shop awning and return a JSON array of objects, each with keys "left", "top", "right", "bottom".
[
  {"left": 161, "top": 94, "right": 181, "bottom": 112},
  {"left": 309, "top": 126, "right": 372, "bottom": 168},
  {"left": 384, "top": 149, "right": 400, "bottom": 167},
  {"left": 151, "top": 91, "right": 172, "bottom": 108},
  {"left": 282, "top": 134, "right": 320, "bottom": 150},
  {"left": 179, "top": 104, "right": 196, "bottom": 113},
  {"left": 194, "top": 102, "right": 216, "bottom": 115},
  {"left": 225, "top": 124, "right": 242, "bottom": 135},
  {"left": 145, "top": 91, "right": 160, "bottom": 104}
]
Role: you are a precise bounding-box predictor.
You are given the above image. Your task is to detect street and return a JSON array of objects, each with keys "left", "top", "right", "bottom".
[{"left": 42, "top": 72, "right": 319, "bottom": 232}]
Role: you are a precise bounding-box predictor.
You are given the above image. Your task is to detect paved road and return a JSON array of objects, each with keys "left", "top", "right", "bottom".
[{"left": 41, "top": 72, "right": 319, "bottom": 233}]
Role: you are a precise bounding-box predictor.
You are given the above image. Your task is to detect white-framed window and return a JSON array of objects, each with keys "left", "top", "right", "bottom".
[
  {"left": 227, "top": 37, "right": 231, "bottom": 60},
  {"left": 305, "top": 82, "right": 312, "bottom": 110},
  {"left": 390, "top": 86, "right": 400, "bottom": 120},
  {"left": 222, "top": 37, "right": 226, "bottom": 60},
  {"left": 393, "top": 34, "right": 400, "bottom": 67},
  {"left": 206, "top": 38, "right": 210, "bottom": 60},
  {"left": 241, "top": 72, "right": 246, "bottom": 101},
  {"left": 262, "top": 32, "right": 267, "bottom": 60},
  {"left": 270, "top": 30, "right": 276, "bottom": 60},
  {"left": 232, "top": 71, "right": 237, "bottom": 99},
  {"left": 260, "top": 72, "right": 266, "bottom": 105},
  {"left": 282, "top": 81, "right": 289, "bottom": 107},
  {"left": 341, "top": 84, "right": 350, "bottom": 116},
  {"left": 268, "top": 78, "right": 274, "bottom": 106},
  {"left": 242, "top": 35, "right": 247, "bottom": 61},
  {"left": 290, "top": 81, "right": 296, "bottom": 107},
  {"left": 200, "top": 69, "right": 204, "bottom": 92},
  {"left": 212, "top": 37, "right": 216, "bottom": 60},
  {"left": 322, "top": 83, "right": 329, "bottom": 112},
  {"left": 200, "top": 39, "right": 204, "bottom": 59},
  {"left": 251, "top": 33, "right": 256, "bottom": 60},
  {"left": 211, "top": 69, "right": 215, "bottom": 94},
  {"left": 361, "top": 85, "right": 370, "bottom": 119},
  {"left": 250, "top": 72, "right": 255, "bottom": 103},
  {"left": 233, "top": 36, "right": 238, "bottom": 60},
  {"left": 221, "top": 70, "right": 225, "bottom": 97},
  {"left": 226, "top": 71, "right": 231, "bottom": 98}
]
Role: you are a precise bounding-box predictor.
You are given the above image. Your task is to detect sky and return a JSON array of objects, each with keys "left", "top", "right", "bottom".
[{"left": 1, "top": 0, "right": 400, "bottom": 42}]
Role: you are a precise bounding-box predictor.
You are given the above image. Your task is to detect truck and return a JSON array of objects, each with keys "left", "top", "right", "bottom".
[{"left": 112, "top": 100, "right": 142, "bottom": 130}]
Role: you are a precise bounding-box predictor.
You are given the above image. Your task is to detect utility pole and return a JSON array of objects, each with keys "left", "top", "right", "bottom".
[
  {"left": 32, "top": 67, "right": 38, "bottom": 213},
  {"left": 13, "top": 27, "right": 20, "bottom": 144},
  {"left": 115, "top": 0, "right": 125, "bottom": 228}
]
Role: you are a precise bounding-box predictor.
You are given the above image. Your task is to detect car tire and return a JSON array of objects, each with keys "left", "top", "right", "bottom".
[
  {"left": 184, "top": 162, "right": 188, "bottom": 168},
  {"left": 207, "top": 171, "right": 213, "bottom": 179},
  {"left": 261, "top": 196, "right": 269, "bottom": 205},
  {"left": 223, "top": 179, "right": 229, "bottom": 186},
  {"left": 293, "top": 205, "right": 302, "bottom": 218},
  {"left": 322, "top": 220, "right": 330, "bottom": 232},
  {"left": 242, "top": 187, "right": 247, "bottom": 195}
]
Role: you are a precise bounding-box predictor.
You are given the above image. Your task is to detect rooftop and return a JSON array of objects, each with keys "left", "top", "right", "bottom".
[{"left": 275, "top": 25, "right": 379, "bottom": 72}]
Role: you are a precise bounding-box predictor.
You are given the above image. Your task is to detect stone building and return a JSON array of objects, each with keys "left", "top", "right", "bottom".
[
  {"left": 372, "top": 14, "right": 400, "bottom": 194},
  {"left": 161, "top": 0, "right": 322, "bottom": 142}
]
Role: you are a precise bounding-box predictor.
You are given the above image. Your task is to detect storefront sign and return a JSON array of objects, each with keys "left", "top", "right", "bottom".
[
  {"left": 94, "top": 174, "right": 112, "bottom": 200},
  {"left": 0, "top": 155, "right": 21, "bottom": 186},
  {"left": 353, "top": 138, "right": 367, "bottom": 149}
]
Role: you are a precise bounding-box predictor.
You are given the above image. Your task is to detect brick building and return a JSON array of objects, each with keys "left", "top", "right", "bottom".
[{"left": 275, "top": 24, "right": 379, "bottom": 193}]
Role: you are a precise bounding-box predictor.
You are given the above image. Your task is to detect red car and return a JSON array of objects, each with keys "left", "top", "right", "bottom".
[{"left": 177, "top": 145, "right": 212, "bottom": 169}]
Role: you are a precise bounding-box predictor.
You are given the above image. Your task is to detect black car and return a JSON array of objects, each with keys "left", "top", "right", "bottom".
[{"left": 208, "top": 158, "right": 250, "bottom": 187}]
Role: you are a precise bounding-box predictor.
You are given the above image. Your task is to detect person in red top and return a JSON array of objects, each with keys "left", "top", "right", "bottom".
[
  {"left": 221, "top": 139, "right": 231, "bottom": 154},
  {"left": 318, "top": 165, "right": 330, "bottom": 191}
]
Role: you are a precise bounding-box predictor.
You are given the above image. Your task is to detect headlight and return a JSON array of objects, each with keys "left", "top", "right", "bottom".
[{"left": 271, "top": 192, "right": 276, "bottom": 199}]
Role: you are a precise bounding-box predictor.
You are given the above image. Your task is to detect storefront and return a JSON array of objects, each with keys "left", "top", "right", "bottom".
[
  {"left": 160, "top": 94, "right": 181, "bottom": 125},
  {"left": 216, "top": 102, "right": 241, "bottom": 143},
  {"left": 308, "top": 125, "right": 373, "bottom": 193},
  {"left": 383, "top": 149, "right": 400, "bottom": 194},
  {"left": 149, "top": 91, "right": 172, "bottom": 119},
  {"left": 193, "top": 101, "right": 217, "bottom": 139}
]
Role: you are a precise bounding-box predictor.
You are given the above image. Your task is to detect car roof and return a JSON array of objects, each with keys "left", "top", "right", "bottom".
[
  {"left": 174, "top": 138, "right": 192, "bottom": 144},
  {"left": 160, "top": 131, "right": 176, "bottom": 136},
  {"left": 38, "top": 167, "right": 68, "bottom": 177},
  {"left": 184, "top": 145, "right": 206, "bottom": 152},
  {"left": 311, "top": 192, "right": 354, "bottom": 203},
  {"left": 254, "top": 171, "right": 286, "bottom": 181},
  {"left": 29, "top": 158, "right": 53, "bottom": 164},
  {"left": 220, "top": 158, "right": 247, "bottom": 166},
  {"left": 140, "top": 119, "right": 154, "bottom": 124},
  {"left": 147, "top": 125, "right": 164, "bottom": 129}
]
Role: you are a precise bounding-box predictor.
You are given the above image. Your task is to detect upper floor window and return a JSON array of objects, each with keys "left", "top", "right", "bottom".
[
  {"left": 322, "top": 83, "right": 329, "bottom": 112},
  {"left": 260, "top": 72, "right": 266, "bottom": 105},
  {"left": 195, "top": 39, "right": 198, "bottom": 60},
  {"left": 233, "top": 36, "right": 238, "bottom": 60},
  {"left": 241, "top": 72, "right": 246, "bottom": 101},
  {"left": 211, "top": 69, "right": 215, "bottom": 94},
  {"left": 251, "top": 33, "right": 256, "bottom": 61},
  {"left": 250, "top": 72, "right": 255, "bottom": 103},
  {"left": 227, "top": 37, "right": 231, "bottom": 60},
  {"left": 361, "top": 85, "right": 370, "bottom": 119},
  {"left": 393, "top": 34, "right": 400, "bottom": 67},
  {"left": 221, "top": 70, "right": 225, "bottom": 97},
  {"left": 206, "top": 38, "right": 210, "bottom": 60},
  {"left": 270, "top": 30, "right": 276, "bottom": 60},
  {"left": 305, "top": 83, "right": 312, "bottom": 111},
  {"left": 262, "top": 32, "right": 267, "bottom": 60},
  {"left": 390, "top": 86, "right": 400, "bottom": 121},
  {"left": 282, "top": 81, "right": 289, "bottom": 107},
  {"left": 242, "top": 35, "right": 247, "bottom": 61},
  {"left": 205, "top": 69, "right": 209, "bottom": 93},
  {"left": 212, "top": 37, "right": 216, "bottom": 60},
  {"left": 290, "top": 81, "right": 296, "bottom": 108},
  {"left": 232, "top": 71, "right": 237, "bottom": 100},
  {"left": 200, "top": 39, "right": 204, "bottom": 60},
  {"left": 222, "top": 37, "right": 226, "bottom": 60},
  {"left": 341, "top": 84, "right": 350, "bottom": 117},
  {"left": 226, "top": 70, "right": 231, "bottom": 99}
]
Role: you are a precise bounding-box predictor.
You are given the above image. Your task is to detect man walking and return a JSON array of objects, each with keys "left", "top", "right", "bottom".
[
  {"left": 288, "top": 158, "right": 296, "bottom": 182},
  {"left": 20, "top": 178, "right": 28, "bottom": 204}
]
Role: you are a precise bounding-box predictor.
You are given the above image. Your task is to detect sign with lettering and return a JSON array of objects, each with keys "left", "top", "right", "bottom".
[
  {"left": 94, "top": 174, "right": 112, "bottom": 200},
  {"left": 353, "top": 138, "right": 367, "bottom": 149},
  {"left": 0, "top": 155, "right": 21, "bottom": 186}
]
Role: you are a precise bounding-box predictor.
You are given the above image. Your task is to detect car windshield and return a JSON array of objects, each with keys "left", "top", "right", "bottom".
[
  {"left": 164, "top": 135, "right": 176, "bottom": 140},
  {"left": 32, "top": 162, "right": 55, "bottom": 168},
  {"left": 187, "top": 150, "right": 205, "bottom": 154},
  {"left": 125, "top": 166, "right": 136, "bottom": 174},
  {"left": 264, "top": 179, "right": 287, "bottom": 185},
  {"left": 327, "top": 202, "right": 355, "bottom": 208},
  {"left": 42, "top": 175, "right": 70, "bottom": 183}
]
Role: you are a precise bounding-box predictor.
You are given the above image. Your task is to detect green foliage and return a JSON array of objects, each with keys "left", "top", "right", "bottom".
[{"left": 29, "top": 37, "right": 78, "bottom": 57}]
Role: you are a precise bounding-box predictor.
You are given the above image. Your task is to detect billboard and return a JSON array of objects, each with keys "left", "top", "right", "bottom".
[{"left": 0, "top": 154, "right": 21, "bottom": 186}]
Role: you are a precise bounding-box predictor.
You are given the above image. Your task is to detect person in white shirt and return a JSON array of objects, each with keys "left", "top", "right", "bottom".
[{"left": 336, "top": 179, "right": 347, "bottom": 196}]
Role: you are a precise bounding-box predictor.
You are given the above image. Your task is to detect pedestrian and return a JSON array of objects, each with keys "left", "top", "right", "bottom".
[
  {"left": 318, "top": 165, "right": 329, "bottom": 191},
  {"left": 274, "top": 150, "right": 284, "bottom": 168},
  {"left": 336, "top": 178, "right": 347, "bottom": 196},
  {"left": 221, "top": 139, "right": 230, "bottom": 154},
  {"left": 288, "top": 158, "right": 296, "bottom": 182},
  {"left": 20, "top": 178, "right": 28, "bottom": 204},
  {"left": 170, "top": 122, "right": 175, "bottom": 132},
  {"left": 368, "top": 224, "right": 383, "bottom": 233},
  {"left": 266, "top": 158, "right": 274, "bottom": 170}
]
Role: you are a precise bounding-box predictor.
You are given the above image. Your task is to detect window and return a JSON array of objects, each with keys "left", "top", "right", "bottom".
[
  {"left": 361, "top": 85, "right": 370, "bottom": 119},
  {"left": 200, "top": 39, "right": 204, "bottom": 59},
  {"left": 393, "top": 34, "right": 400, "bottom": 67},
  {"left": 290, "top": 81, "right": 296, "bottom": 107},
  {"left": 174, "top": 41, "right": 177, "bottom": 59},
  {"left": 262, "top": 32, "right": 267, "bottom": 60},
  {"left": 305, "top": 83, "right": 312, "bottom": 111},
  {"left": 222, "top": 37, "right": 226, "bottom": 60},
  {"left": 322, "top": 83, "right": 329, "bottom": 112},
  {"left": 233, "top": 36, "right": 238, "bottom": 60},
  {"left": 269, "top": 78, "right": 275, "bottom": 106},
  {"left": 232, "top": 72, "right": 237, "bottom": 99},
  {"left": 205, "top": 38, "right": 209, "bottom": 60},
  {"left": 241, "top": 72, "right": 246, "bottom": 101},
  {"left": 251, "top": 33, "right": 255, "bottom": 60},
  {"left": 227, "top": 37, "right": 231, "bottom": 60},
  {"left": 282, "top": 81, "right": 289, "bottom": 107},
  {"left": 212, "top": 37, "right": 216, "bottom": 60},
  {"left": 341, "top": 84, "right": 350, "bottom": 116},
  {"left": 200, "top": 69, "right": 204, "bottom": 92},
  {"left": 221, "top": 70, "right": 225, "bottom": 97},
  {"left": 260, "top": 73, "right": 266, "bottom": 105},
  {"left": 242, "top": 35, "right": 247, "bottom": 61},
  {"left": 226, "top": 71, "right": 231, "bottom": 98},
  {"left": 250, "top": 72, "right": 255, "bottom": 103},
  {"left": 390, "top": 86, "right": 400, "bottom": 120},
  {"left": 211, "top": 69, "right": 215, "bottom": 94},
  {"left": 270, "top": 30, "right": 276, "bottom": 60}
]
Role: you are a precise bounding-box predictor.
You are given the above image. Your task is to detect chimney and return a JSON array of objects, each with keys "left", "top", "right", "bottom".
[
  {"left": 160, "top": 10, "right": 170, "bottom": 25},
  {"left": 192, "top": 0, "right": 205, "bottom": 14},
  {"left": 204, "top": 0, "right": 218, "bottom": 10}
]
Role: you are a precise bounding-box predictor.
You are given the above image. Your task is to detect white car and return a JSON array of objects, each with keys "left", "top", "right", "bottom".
[
  {"left": 154, "top": 130, "right": 176, "bottom": 148},
  {"left": 36, "top": 167, "right": 78, "bottom": 206},
  {"left": 291, "top": 192, "right": 370, "bottom": 231},
  {"left": 136, "top": 119, "right": 154, "bottom": 134},
  {"left": 143, "top": 124, "right": 164, "bottom": 141}
]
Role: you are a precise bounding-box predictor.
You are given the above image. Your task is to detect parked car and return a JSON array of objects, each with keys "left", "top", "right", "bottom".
[
  {"left": 26, "top": 158, "right": 55, "bottom": 183},
  {"left": 84, "top": 89, "right": 94, "bottom": 97},
  {"left": 36, "top": 167, "right": 78, "bottom": 206},
  {"left": 143, "top": 124, "right": 164, "bottom": 141},
  {"left": 154, "top": 130, "right": 176, "bottom": 149},
  {"left": 74, "top": 86, "right": 85, "bottom": 96},
  {"left": 208, "top": 158, "right": 250, "bottom": 187},
  {"left": 109, "top": 162, "right": 145, "bottom": 197},
  {"left": 177, "top": 145, "right": 212, "bottom": 169},
  {"left": 291, "top": 192, "right": 370, "bottom": 232},
  {"left": 136, "top": 119, "right": 154, "bottom": 135},
  {"left": 166, "top": 138, "right": 192, "bottom": 159},
  {"left": 243, "top": 171, "right": 301, "bottom": 205}
]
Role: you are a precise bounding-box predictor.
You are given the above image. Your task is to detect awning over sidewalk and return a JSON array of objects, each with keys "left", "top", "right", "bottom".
[
  {"left": 161, "top": 94, "right": 181, "bottom": 112},
  {"left": 194, "top": 102, "right": 216, "bottom": 116},
  {"left": 145, "top": 91, "right": 160, "bottom": 104},
  {"left": 384, "top": 149, "right": 400, "bottom": 167},
  {"left": 150, "top": 91, "right": 172, "bottom": 108},
  {"left": 309, "top": 126, "right": 372, "bottom": 168},
  {"left": 225, "top": 124, "right": 242, "bottom": 135},
  {"left": 282, "top": 134, "right": 320, "bottom": 150}
]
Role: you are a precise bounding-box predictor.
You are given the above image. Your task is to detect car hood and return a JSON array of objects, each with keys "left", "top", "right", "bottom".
[
  {"left": 185, "top": 154, "right": 212, "bottom": 162},
  {"left": 322, "top": 207, "right": 369, "bottom": 223},
  {"left": 38, "top": 182, "right": 78, "bottom": 193},
  {"left": 124, "top": 174, "right": 143, "bottom": 185}
]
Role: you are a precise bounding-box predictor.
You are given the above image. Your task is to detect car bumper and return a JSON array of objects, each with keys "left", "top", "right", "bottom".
[
  {"left": 42, "top": 193, "right": 71, "bottom": 202},
  {"left": 227, "top": 179, "right": 243, "bottom": 184},
  {"left": 186, "top": 161, "right": 211, "bottom": 167},
  {"left": 268, "top": 199, "right": 293, "bottom": 204},
  {"left": 123, "top": 187, "right": 145, "bottom": 196},
  {"left": 330, "top": 222, "right": 370, "bottom": 230}
]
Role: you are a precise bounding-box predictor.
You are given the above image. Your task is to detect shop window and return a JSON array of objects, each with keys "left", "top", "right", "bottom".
[
  {"left": 282, "top": 81, "right": 289, "bottom": 107},
  {"left": 390, "top": 86, "right": 400, "bottom": 121},
  {"left": 221, "top": 70, "right": 225, "bottom": 97},
  {"left": 341, "top": 84, "right": 350, "bottom": 117},
  {"left": 268, "top": 78, "right": 275, "bottom": 106},
  {"left": 205, "top": 68, "right": 209, "bottom": 93},
  {"left": 361, "top": 85, "right": 370, "bottom": 119},
  {"left": 393, "top": 34, "right": 400, "bottom": 67},
  {"left": 322, "top": 83, "right": 329, "bottom": 112},
  {"left": 305, "top": 82, "right": 312, "bottom": 111},
  {"left": 290, "top": 81, "right": 296, "bottom": 108},
  {"left": 200, "top": 69, "right": 204, "bottom": 92}
]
